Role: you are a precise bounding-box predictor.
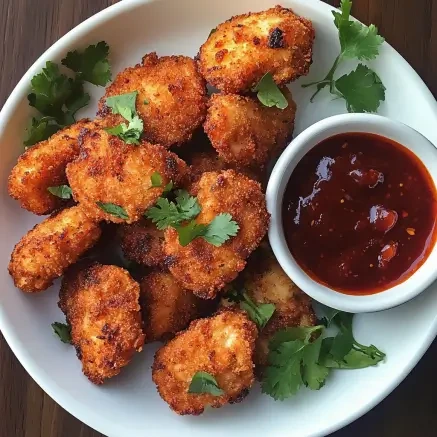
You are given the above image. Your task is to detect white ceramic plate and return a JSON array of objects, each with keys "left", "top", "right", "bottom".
[{"left": 0, "top": 1, "right": 436, "bottom": 436}]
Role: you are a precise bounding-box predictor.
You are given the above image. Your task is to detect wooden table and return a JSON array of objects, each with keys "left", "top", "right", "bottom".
[{"left": 1, "top": 0, "right": 436, "bottom": 436}]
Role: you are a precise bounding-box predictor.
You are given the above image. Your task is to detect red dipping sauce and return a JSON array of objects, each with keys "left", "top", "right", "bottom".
[{"left": 282, "top": 133, "right": 437, "bottom": 295}]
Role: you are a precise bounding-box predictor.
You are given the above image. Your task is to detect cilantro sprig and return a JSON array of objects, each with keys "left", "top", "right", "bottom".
[
  {"left": 188, "top": 371, "right": 224, "bottom": 396},
  {"left": 25, "top": 42, "right": 111, "bottom": 147},
  {"left": 47, "top": 185, "right": 73, "bottom": 200},
  {"left": 261, "top": 310, "right": 385, "bottom": 400},
  {"left": 96, "top": 201, "right": 129, "bottom": 220},
  {"left": 104, "top": 91, "right": 144, "bottom": 145},
  {"left": 51, "top": 322, "right": 72, "bottom": 344},
  {"left": 145, "top": 189, "right": 239, "bottom": 247},
  {"left": 303, "top": 0, "right": 386, "bottom": 113},
  {"left": 225, "top": 288, "right": 275, "bottom": 329},
  {"left": 252, "top": 72, "right": 288, "bottom": 109}
]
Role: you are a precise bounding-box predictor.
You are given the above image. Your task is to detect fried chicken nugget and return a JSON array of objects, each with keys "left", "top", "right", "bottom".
[
  {"left": 243, "top": 244, "right": 316, "bottom": 368},
  {"left": 204, "top": 90, "right": 296, "bottom": 167},
  {"left": 140, "top": 270, "right": 213, "bottom": 342},
  {"left": 59, "top": 263, "right": 145, "bottom": 384},
  {"left": 164, "top": 170, "right": 269, "bottom": 298},
  {"left": 152, "top": 310, "right": 257, "bottom": 415},
  {"left": 8, "top": 206, "right": 101, "bottom": 292},
  {"left": 8, "top": 119, "right": 102, "bottom": 215},
  {"left": 99, "top": 53, "right": 208, "bottom": 147},
  {"left": 119, "top": 219, "right": 165, "bottom": 267},
  {"left": 66, "top": 128, "right": 189, "bottom": 224},
  {"left": 198, "top": 6, "right": 315, "bottom": 93}
]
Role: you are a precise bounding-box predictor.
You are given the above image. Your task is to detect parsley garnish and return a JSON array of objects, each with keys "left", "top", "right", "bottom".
[
  {"left": 303, "top": 0, "right": 385, "bottom": 113},
  {"left": 261, "top": 311, "right": 385, "bottom": 400},
  {"left": 24, "top": 42, "right": 111, "bottom": 147},
  {"left": 225, "top": 288, "right": 275, "bottom": 329},
  {"left": 51, "top": 322, "right": 72, "bottom": 344},
  {"left": 104, "top": 91, "right": 144, "bottom": 144},
  {"left": 252, "top": 72, "right": 288, "bottom": 109},
  {"left": 61, "top": 41, "right": 111, "bottom": 86},
  {"left": 47, "top": 185, "right": 73, "bottom": 199},
  {"left": 188, "top": 371, "right": 224, "bottom": 396},
  {"left": 145, "top": 191, "right": 239, "bottom": 247},
  {"left": 96, "top": 201, "right": 129, "bottom": 220}
]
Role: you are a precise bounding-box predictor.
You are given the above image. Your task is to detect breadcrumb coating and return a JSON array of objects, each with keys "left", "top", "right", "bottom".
[
  {"left": 198, "top": 6, "right": 314, "bottom": 93},
  {"left": 8, "top": 206, "right": 101, "bottom": 292},
  {"left": 59, "top": 263, "right": 145, "bottom": 384},
  {"left": 204, "top": 90, "right": 296, "bottom": 167},
  {"left": 99, "top": 53, "right": 208, "bottom": 147},
  {"left": 152, "top": 310, "right": 257, "bottom": 415},
  {"left": 66, "top": 127, "right": 189, "bottom": 224},
  {"left": 164, "top": 170, "right": 269, "bottom": 298}
]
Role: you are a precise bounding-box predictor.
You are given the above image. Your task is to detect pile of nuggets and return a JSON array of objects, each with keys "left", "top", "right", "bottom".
[{"left": 7, "top": 6, "right": 316, "bottom": 415}]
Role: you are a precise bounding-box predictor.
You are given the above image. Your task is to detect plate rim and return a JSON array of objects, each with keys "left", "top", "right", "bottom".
[{"left": 0, "top": 0, "right": 436, "bottom": 436}]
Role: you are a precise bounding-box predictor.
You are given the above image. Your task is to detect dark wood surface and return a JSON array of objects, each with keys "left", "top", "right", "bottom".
[{"left": 1, "top": 0, "right": 436, "bottom": 436}]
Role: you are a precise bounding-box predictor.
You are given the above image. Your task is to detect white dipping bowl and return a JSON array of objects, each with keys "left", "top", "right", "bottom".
[{"left": 266, "top": 113, "right": 437, "bottom": 313}]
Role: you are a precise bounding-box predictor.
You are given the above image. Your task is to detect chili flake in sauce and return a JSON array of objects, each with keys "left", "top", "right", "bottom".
[{"left": 283, "top": 133, "right": 437, "bottom": 295}]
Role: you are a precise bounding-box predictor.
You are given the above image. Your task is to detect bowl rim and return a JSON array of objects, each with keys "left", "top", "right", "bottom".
[{"left": 266, "top": 113, "right": 437, "bottom": 313}]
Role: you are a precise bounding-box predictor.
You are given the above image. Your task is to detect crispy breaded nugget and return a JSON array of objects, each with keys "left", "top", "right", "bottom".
[
  {"left": 99, "top": 53, "right": 207, "bottom": 147},
  {"left": 152, "top": 310, "right": 257, "bottom": 415},
  {"left": 59, "top": 263, "right": 145, "bottom": 384},
  {"left": 198, "top": 6, "right": 314, "bottom": 93},
  {"left": 164, "top": 170, "right": 269, "bottom": 298},
  {"left": 66, "top": 128, "right": 189, "bottom": 224},
  {"left": 140, "top": 270, "right": 213, "bottom": 342},
  {"left": 8, "top": 206, "right": 101, "bottom": 292},
  {"left": 204, "top": 90, "right": 296, "bottom": 167},
  {"left": 119, "top": 219, "right": 165, "bottom": 267},
  {"left": 190, "top": 148, "right": 265, "bottom": 185},
  {"left": 7, "top": 119, "right": 102, "bottom": 215},
  {"left": 243, "top": 244, "right": 316, "bottom": 368}
]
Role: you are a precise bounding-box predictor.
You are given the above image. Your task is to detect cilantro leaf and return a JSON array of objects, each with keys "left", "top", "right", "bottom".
[
  {"left": 335, "top": 64, "right": 386, "bottom": 112},
  {"left": 201, "top": 213, "right": 240, "bottom": 246},
  {"left": 150, "top": 171, "right": 163, "bottom": 187},
  {"left": 302, "top": 335, "right": 330, "bottom": 390},
  {"left": 47, "top": 185, "right": 73, "bottom": 199},
  {"left": 332, "top": 0, "right": 352, "bottom": 28},
  {"left": 96, "top": 202, "right": 129, "bottom": 220},
  {"left": 24, "top": 116, "right": 61, "bottom": 147},
  {"left": 105, "top": 91, "right": 138, "bottom": 121},
  {"left": 188, "top": 371, "right": 224, "bottom": 396},
  {"left": 105, "top": 116, "right": 143, "bottom": 145},
  {"left": 175, "top": 221, "right": 208, "bottom": 247},
  {"left": 62, "top": 41, "right": 111, "bottom": 86},
  {"left": 175, "top": 190, "right": 202, "bottom": 218},
  {"left": 252, "top": 72, "right": 288, "bottom": 109},
  {"left": 51, "top": 322, "right": 71, "bottom": 344}
]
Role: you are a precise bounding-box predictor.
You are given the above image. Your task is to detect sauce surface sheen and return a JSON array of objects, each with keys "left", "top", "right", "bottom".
[{"left": 283, "top": 132, "right": 437, "bottom": 295}]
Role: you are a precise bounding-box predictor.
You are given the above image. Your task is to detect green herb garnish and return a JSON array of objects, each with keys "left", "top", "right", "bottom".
[
  {"left": 188, "top": 371, "right": 224, "bottom": 396},
  {"left": 51, "top": 322, "right": 72, "bottom": 344},
  {"left": 303, "top": 0, "right": 385, "bottom": 113},
  {"left": 96, "top": 201, "right": 129, "bottom": 220},
  {"left": 252, "top": 72, "right": 288, "bottom": 109},
  {"left": 47, "top": 185, "right": 73, "bottom": 199}
]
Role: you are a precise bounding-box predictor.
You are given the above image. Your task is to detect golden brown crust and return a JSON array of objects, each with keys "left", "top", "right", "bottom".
[
  {"left": 164, "top": 170, "right": 269, "bottom": 298},
  {"left": 197, "top": 6, "right": 315, "bottom": 93},
  {"left": 243, "top": 243, "right": 316, "bottom": 368},
  {"left": 152, "top": 310, "right": 257, "bottom": 415},
  {"left": 66, "top": 128, "right": 189, "bottom": 224},
  {"left": 204, "top": 90, "right": 296, "bottom": 167},
  {"left": 59, "top": 263, "right": 145, "bottom": 384},
  {"left": 99, "top": 53, "right": 208, "bottom": 147},
  {"left": 7, "top": 119, "right": 102, "bottom": 215},
  {"left": 119, "top": 218, "right": 165, "bottom": 267},
  {"left": 140, "top": 270, "right": 213, "bottom": 342},
  {"left": 8, "top": 206, "right": 102, "bottom": 292}
]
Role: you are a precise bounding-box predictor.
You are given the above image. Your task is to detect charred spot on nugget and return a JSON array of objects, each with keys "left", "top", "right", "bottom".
[
  {"left": 7, "top": 119, "right": 105, "bottom": 215},
  {"left": 8, "top": 206, "right": 102, "bottom": 292},
  {"left": 59, "top": 263, "right": 145, "bottom": 384},
  {"left": 198, "top": 6, "right": 315, "bottom": 93},
  {"left": 66, "top": 128, "right": 189, "bottom": 224},
  {"left": 204, "top": 90, "right": 296, "bottom": 168},
  {"left": 164, "top": 170, "right": 269, "bottom": 298},
  {"left": 99, "top": 53, "right": 208, "bottom": 147},
  {"left": 140, "top": 270, "right": 214, "bottom": 342},
  {"left": 152, "top": 310, "right": 257, "bottom": 415}
]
